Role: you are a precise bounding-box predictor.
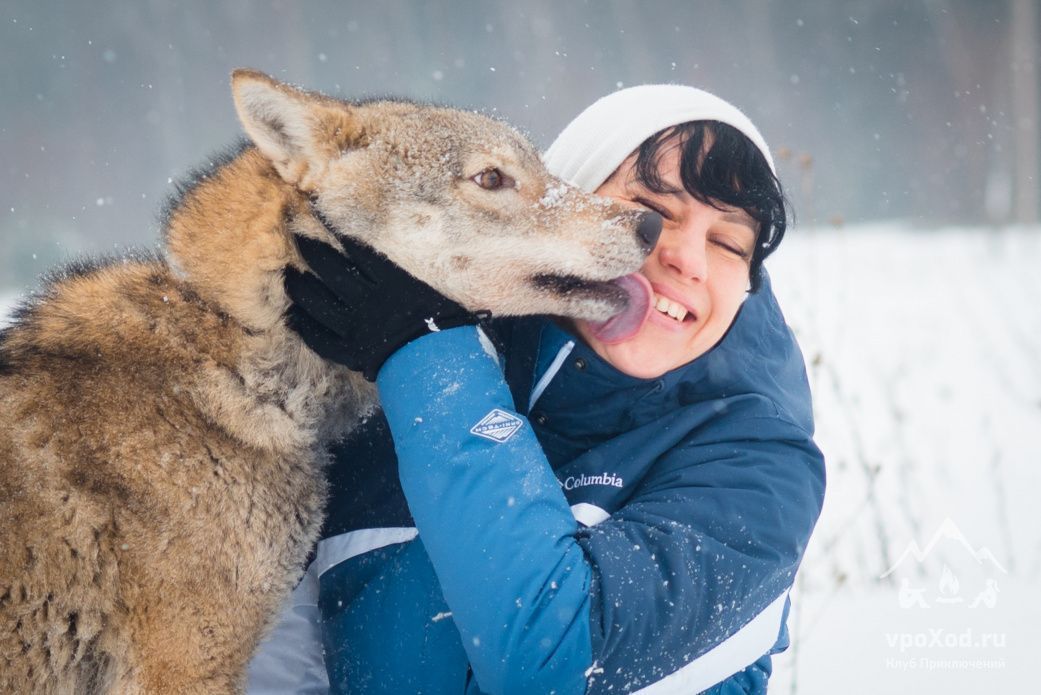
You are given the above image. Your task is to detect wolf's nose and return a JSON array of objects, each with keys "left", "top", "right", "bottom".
[{"left": 636, "top": 211, "right": 662, "bottom": 253}]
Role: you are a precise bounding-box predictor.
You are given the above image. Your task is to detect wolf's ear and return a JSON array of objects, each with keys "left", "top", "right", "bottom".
[{"left": 231, "top": 69, "right": 362, "bottom": 189}]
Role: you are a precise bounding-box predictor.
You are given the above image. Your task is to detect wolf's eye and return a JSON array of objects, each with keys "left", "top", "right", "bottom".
[{"left": 472, "top": 168, "right": 515, "bottom": 191}]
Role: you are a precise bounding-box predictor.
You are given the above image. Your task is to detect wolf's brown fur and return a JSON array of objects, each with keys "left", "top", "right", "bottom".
[{"left": 0, "top": 70, "right": 651, "bottom": 693}]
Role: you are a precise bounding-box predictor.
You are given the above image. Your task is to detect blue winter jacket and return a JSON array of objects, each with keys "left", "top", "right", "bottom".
[{"left": 247, "top": 272, "right": 825, "bottom": 694}]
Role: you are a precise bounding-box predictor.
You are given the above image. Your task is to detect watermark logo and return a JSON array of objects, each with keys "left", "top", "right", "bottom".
[
  {"left": 879, "top": 518, "right": 1009, "bottom": 671},
  {"left": 880, "top": 517, "right": 1007, "bottom": 610}
]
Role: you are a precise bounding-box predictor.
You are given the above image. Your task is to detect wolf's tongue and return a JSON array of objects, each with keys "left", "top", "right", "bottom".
[{"left": 587, "top": 273, "right": 653, "bottom": 345}]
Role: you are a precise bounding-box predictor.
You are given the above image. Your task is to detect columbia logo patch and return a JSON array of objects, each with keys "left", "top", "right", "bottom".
[{"left": 470, "top": 408, "right": 523, "bottom": 443}]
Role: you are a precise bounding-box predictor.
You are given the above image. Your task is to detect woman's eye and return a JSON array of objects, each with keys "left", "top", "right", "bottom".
[
  {"left": 472, "top": 168, "right": 515, "bottom": 191},
  {"left": 633, "top": 197, "right": 671, "bottom": 220},
  {"left": 713, "top": 239, "right": 750, "bottom": 259}
]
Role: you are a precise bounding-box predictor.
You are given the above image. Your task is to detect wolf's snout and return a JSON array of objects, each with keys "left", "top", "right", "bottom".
[{"left": 636, "top": 211, "right": 663, "bottom": 253}]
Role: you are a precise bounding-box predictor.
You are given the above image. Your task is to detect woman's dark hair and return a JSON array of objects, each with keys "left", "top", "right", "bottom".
[{"left": 631, "top": 121, "right": 787, "bottom": 293}]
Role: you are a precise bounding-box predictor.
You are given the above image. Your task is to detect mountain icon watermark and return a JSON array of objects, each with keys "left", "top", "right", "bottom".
[{"left": 881, "top": 518, "right": 1008, "bottom": 610}]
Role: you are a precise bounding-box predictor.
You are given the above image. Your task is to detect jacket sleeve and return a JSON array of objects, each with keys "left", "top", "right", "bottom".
[
  {"left": 377, "top": 326, "right": 825, "bottom": 694},
  {"left": 378, "top": 326, "right": 593, "bottom": 695},
  {"left": 574, "top": 414, "right": 824, "bottom": 693}
]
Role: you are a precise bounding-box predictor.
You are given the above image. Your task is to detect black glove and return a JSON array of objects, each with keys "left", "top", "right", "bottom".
[{"left": 284, "top": 233, "right": 490, "bottom": 381}]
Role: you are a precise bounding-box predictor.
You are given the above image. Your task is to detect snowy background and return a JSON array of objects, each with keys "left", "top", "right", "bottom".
[
  {"left": 2, "top": 2, "right": 1039, "bottom": 692},
  {"left": 768, "top": 225, "right": 1041, "bottom": 693}
]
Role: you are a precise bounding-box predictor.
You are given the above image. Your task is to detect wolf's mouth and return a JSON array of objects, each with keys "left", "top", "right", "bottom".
[
  {"left": 532, "top": 272, "right": 653, "bottom": 343},
  {"left": 531, "top": 273, "right": 628, "bottom": 308}
]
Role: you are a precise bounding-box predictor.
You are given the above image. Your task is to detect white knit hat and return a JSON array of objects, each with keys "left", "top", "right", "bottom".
[{"left": 543, "top": 84, "right": 775, "bottom": 192}]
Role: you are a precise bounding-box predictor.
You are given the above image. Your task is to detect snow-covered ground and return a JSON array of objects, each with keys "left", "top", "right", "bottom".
[
  {"left": 767, "top": 224, "right": 1041, "bottom": 693},
  {"left": 1, "top": 224, "right": 1038, "bottom": 691}
]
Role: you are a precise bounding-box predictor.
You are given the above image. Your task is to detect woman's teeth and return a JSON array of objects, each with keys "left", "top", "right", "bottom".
[{"left": 654, "top": 293, "right": 689, "bottom": 322}]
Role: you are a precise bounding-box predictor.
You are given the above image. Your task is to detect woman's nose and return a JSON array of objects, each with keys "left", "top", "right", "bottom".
[{"left": 657, "top": 228, "right": 709, "bottom": 283}]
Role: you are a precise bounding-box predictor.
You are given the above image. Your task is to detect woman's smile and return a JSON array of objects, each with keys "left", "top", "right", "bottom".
[{"left": 648, "top": 281, "right": 698, "bottom": 327}]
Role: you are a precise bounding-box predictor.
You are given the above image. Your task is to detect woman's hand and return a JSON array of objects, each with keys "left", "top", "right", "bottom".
[{"left": 284, "top": 233, "right": 489, "bottom": 381}]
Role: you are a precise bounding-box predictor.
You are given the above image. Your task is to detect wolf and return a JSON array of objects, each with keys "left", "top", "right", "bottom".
[{"left": 0, "top": 69, "right": 658, "bottom": 693}]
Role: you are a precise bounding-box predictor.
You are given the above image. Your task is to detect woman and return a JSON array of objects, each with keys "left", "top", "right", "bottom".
[{"left": 249, "top": 85, "right": 825, "bottom": 694}]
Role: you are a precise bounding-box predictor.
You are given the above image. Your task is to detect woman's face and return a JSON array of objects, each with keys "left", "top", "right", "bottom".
[{"left": 574, "top": 142, "right": 758, "bottom": 379}]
